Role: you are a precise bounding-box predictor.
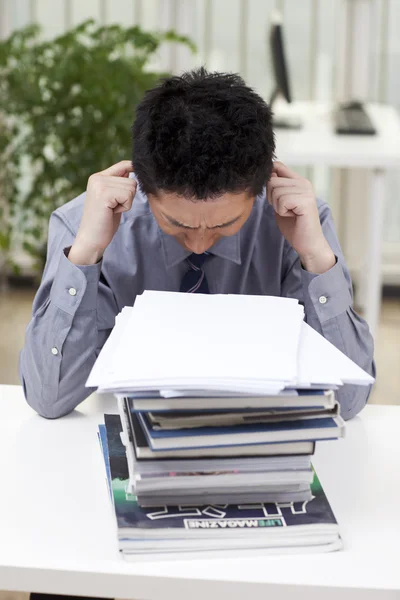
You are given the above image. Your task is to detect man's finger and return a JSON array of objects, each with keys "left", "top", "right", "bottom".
[
  {"left": 100, "top": 160, "right": 134, "bottom": 178},
  {"left": 114, "top": 197, "right": 134, "bottom": 214},
  {"left": 107, "top": 177, "right": 137, "bottom": 189},
  {"left": 271, "top": 186, "right": 302, "bottom": 206},
  {"left": 274, "top": 196, "right": 297, "bottom": 217},
  {"left": 267, "top": 178, "right": 300, "bottom": 206},
  {"left": 271, "top": 189, "right": 302, "bottom": 213},
  {"left": 268, "top": 176, "right": 303, "bottom": 188},
  {"left": 276, "top": 194, "right": 308, "bottom": 217},
  {"left": 107, "top": 188, "right": 136, "bottom": 213},
  {"left": 99, "top": 180, "right": 136, "bottom": 196},
  {"left": 272, "top": 161, "right": 302, "bottom": 180}
]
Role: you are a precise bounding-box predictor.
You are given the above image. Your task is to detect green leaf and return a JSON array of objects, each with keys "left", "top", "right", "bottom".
[{"left": 0, "top": 19, "right": 195, "bottom": 276}]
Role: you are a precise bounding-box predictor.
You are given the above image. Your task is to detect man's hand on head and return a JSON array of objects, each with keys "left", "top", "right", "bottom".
[
  {"left": 267, "top": 161, "right": 336, "bottom": 274},
  {"left": 69, "top": 160, "right": 137, "bottom": 266}
]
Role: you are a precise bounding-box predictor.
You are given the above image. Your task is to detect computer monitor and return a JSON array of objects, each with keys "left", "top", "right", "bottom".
[{"left": 268, "top": 11, "right": 302, "bottom": 129}]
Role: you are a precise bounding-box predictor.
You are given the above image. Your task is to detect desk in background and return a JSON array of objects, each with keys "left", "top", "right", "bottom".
[
  {"left": 274, "top": 102, "right": 400, "bottom": 335},
  {"left": 0, "top": 385, "right": 399, "bottom": 600}
]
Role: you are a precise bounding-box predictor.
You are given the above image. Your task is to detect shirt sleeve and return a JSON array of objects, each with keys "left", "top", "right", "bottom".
[
  {"left": 19, "top": 211, "right": 119, "bottom": 418},
  {"left": 281, "top": 200, "right": 375, "bottom": 420}
]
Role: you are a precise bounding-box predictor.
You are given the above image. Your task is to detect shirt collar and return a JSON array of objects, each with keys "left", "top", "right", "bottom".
[
  {"left": 160, "top": 229, "right": 242, "bottom": 269},
  {"left": 209, "top": 232, "right": 241, "bottom": 265}
]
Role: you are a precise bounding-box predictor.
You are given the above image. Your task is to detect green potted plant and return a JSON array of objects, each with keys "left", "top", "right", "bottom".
[{"left": 0, "top": 19, "right": 195, "bottom": 279}]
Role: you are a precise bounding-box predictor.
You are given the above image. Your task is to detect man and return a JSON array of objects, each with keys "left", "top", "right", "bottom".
[{"left": 20, "top": 68, "right": 374, "bottom": 420}]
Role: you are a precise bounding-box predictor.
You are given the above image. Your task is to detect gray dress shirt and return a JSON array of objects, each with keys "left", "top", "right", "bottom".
[{"left": 19, "top": 186, "right": 375, "bottom": 419}]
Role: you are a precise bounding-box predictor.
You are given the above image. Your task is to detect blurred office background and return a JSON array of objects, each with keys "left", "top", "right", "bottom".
[{"left": 0, "top": 0, "right": 399, "bottom": 406}]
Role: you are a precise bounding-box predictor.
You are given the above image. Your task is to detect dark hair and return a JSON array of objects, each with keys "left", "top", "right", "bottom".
[{"left": 132, "top": 67, "right": 275, "bottom": 200}]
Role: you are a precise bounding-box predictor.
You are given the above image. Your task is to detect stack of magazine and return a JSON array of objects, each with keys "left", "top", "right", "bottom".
[{"left": 89, "top": 291, "right": 374, "bottom": 557}]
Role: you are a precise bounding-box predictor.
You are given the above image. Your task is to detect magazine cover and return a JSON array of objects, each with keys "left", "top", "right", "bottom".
[{"left": 100, "top": 415, "right": 339, "bottom": 535}]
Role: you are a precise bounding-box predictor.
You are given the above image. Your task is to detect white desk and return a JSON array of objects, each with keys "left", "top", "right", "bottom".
[
  {"left": 274, "top": 102, "right": 400, "bottom": 335},
  {"left": 1, "top": 384, "right": 399, "bottom": 600}
]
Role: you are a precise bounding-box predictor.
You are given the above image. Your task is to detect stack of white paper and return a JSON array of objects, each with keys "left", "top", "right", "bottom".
[{"left": 87, "top": 290, "right": 374, "bottom": 394}]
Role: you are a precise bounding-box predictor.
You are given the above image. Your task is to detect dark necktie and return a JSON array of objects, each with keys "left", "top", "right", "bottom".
[{"left": 180, "top": 252, "right": 210, "bottom": 294}]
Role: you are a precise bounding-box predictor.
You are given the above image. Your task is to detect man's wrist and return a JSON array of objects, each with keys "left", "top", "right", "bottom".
[
  {"left": 68, "top": 239, "right": 104, "bottom": 266},
  {"left": 299, "top": 242, "right": 336, "bottom": 275}
]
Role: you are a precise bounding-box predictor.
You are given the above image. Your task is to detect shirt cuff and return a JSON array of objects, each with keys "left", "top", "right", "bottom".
[
  {"left": 301, "top": 258, "right": 352, "bottom": 323},
  {"left": 49, "top": 247, "right": 102, "bottom": 316}
]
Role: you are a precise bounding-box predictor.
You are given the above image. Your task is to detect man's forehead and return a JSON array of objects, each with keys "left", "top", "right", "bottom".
[{"left": 152, "top": 190, "right": 253, "bottom": 227}]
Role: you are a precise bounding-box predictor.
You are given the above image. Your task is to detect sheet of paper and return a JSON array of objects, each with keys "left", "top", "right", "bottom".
[
  {"left": 159, "top": 388, "right": 294, "bottom": 398},
  {"left": 86, "top": 307, "right": 133, "bottom": 388},
  {"left": 106, "top": 291, "right": 304, "bottom": 388},
  {"left": 296, "top": 322, "right": 374, "bottom": 387}
]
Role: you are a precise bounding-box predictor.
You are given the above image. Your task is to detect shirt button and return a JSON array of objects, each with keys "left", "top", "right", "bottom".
[
  {"left": 68, "top": 287, "right": 77, "bottom": 296},
  {"left": 51, "top": 347, "right": 59, "bottom": 355},
  {"left": 319, "top": 295, "right": 327, "bottom": 305}
]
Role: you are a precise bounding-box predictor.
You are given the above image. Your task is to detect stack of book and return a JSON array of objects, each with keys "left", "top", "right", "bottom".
[
  {"left": 89, "top": 291, "right": 374, "bottom": 557},
  {"left": 117, "top": 391, "right": 341, "bottom": 507},
  {"left": 98, "top": 413, "right": 343, "bottom": 557}
]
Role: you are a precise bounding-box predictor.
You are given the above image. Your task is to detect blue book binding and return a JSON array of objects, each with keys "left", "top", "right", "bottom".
[
  {"left": 138, "top": 413, "right": 344, "bottom": 450},
  {"left": 142, "top": 414, "right": 338, "bottom": 438}
]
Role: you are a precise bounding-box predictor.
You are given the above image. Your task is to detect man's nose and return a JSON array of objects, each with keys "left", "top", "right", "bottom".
[{"left": 184, "top": 232, "right": 213, "bottom": 254}]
